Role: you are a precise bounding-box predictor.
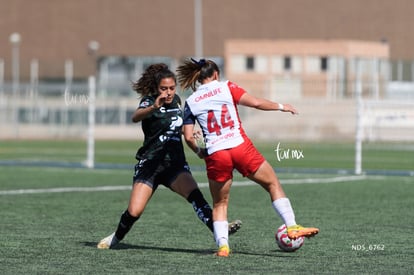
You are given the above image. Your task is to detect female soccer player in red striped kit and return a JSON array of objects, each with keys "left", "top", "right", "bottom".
[{"left": 177, "top": 58, "right": 319, "bottom": 257}]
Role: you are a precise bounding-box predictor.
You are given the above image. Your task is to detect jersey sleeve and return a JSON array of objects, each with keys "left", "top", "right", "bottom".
[
  {"left": 183, "top": 101, "right": 196, "bottom": 125},
  {"left": 227, "top": 81, "right": 246, "bottom": 104},
  {"left": 138, "top": 96, "right": 154, "bottom": 109}
]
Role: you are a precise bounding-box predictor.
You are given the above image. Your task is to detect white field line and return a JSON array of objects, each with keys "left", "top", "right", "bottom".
[{"left": 0, "top": 175, "right": 371, "bottom": 196}]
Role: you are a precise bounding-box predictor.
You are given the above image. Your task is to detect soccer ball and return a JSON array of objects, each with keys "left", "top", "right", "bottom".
[{"left": 275, "top": 224, "right": 305, "bottom": 252}]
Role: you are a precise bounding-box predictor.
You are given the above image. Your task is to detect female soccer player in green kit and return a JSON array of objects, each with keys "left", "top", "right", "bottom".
[{"left": 97, "top": 64, "right": 240, "bottom": 249}]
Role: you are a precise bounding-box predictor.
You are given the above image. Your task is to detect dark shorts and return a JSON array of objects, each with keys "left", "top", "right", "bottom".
[{"left": 133, "top": 158, "right": 191, "bottom": 190}]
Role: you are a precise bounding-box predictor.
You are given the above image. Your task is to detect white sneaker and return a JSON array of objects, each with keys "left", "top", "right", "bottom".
[{"left": 97, "top": 232, "right": 119, "bottom": 249}]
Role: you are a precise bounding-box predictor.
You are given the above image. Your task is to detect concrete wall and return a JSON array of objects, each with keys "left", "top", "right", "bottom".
[{"left": 2, "top": 98, "right": 413, "bottom": 142}]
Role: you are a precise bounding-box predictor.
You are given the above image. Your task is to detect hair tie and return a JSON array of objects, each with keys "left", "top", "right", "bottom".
[{"left": 191, "top": 58, "right": 206, "bottom": 67}]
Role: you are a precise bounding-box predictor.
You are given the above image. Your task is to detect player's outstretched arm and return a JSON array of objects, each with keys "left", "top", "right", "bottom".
[{"left": 238, "top": 93, "right": 298, "bottom": 115}]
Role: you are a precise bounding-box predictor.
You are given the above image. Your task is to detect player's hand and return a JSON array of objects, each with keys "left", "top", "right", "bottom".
[
  {"left": 282, "top": 104, "right": 299, "bottom": 115},
  {"left": 193, "top": 130, "right": 202, "bottom": 140},
  {"left": 153, "top": 91, "right": 168, "bottom": 108}
]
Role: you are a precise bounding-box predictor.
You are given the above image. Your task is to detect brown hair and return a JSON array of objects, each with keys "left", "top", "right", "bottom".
[
  {"left": 176, "top": 58, "right": 220, "bottom": 91},
  {"left": 132, "top": 63, "right": 176, "bottom": 97}
]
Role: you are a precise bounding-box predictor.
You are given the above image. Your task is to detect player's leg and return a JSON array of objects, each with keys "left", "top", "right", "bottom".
[
  {"left": 247, "top": 160, "right": 295, "bottom": 223},
  {"left": 123, "top": 182, "right": 153, "bottom": 235},
  {"left": 247, "top": 160, "right": 286, "bottom": 201},
  {"left": 204, "top": 149, "right": 238, "bottom": 256},
  {"left": 98, "top": 160, "right": 156, "bottom": 249},
  {"left": 170, "top": 171, "right": 241, "bottom": 235},
  {"left": 97, "top": 182, "right": 153, "bottom": 249},
  {"left": 248, "top": 160, "right": 319, "bottom": 239},
  {"left": 209, "top": 178, "right": 232, "bottom": 257},
  {"left": 170, "top": 172, "right": 214, "bottom": 231},
  {"left": 232, "top": 140, "right": 319, "bottom": 240}
]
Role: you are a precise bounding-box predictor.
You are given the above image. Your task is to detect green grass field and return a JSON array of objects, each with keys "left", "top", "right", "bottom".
[
  {"left": 0, "top": 140, "right": 413, "bottom": 274},
  {"left": 1, "top": 140, "right": 413, "bottom": 172}
]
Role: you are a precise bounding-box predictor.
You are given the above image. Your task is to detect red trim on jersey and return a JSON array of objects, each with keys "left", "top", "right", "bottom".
[
  {"left": 227, "top": 81, "right": 246, "bottom": 103},
  {"left": 227, "top": 81, "right": 248, "bottom": 140}
]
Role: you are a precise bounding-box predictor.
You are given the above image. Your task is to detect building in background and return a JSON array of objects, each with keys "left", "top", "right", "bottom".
[
  {"left": 0, "top": 0, "right": 413, "bottom": 85},
  {"left": 225, "top": 39, "right": 389, "bottom": 99},
  {"left": 0, "top": 0, "right": 413, "bottom": 141}
]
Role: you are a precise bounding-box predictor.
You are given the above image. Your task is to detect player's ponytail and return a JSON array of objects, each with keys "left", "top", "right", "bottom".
[{"left": 177, "top": 58, "right": 220, "bottom": 91}]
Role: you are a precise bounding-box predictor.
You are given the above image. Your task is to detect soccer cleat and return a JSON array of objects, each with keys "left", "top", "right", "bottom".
[
  {"left": 97, "top": 232, "right": 119, "bottom": 249},
  {"left": 215, "top": 244, "right": 230, "bottom": 257},
  {"left": 287, "top": 225, "right": 319, "bottom": 240},
  {"left": 228, "top": 220, "right": 242, "bottom": 235}
]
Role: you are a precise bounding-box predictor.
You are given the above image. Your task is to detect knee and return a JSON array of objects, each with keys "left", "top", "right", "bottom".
[{"left": 127, "top": 206, "right": 144, "bottom": 217}]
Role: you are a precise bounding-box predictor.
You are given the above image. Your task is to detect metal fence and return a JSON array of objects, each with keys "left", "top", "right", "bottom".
[{"left": 0, "top": 74, "right": 413, "bottom": 141}]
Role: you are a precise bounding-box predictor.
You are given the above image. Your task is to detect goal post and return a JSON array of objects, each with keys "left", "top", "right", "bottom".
[
  {"left": 85, "top": 75, "right": 96, "bottom": 168},
  {"left": 355, "top": 59, "right": 363, "bottom": 175},
  {"left": 354, "top": 62, "right": 414, "bottom": 175}
]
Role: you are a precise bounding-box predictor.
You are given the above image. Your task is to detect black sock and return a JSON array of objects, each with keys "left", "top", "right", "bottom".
[
  {"left": 114, "top": 210, "right": 140, "bottom": 241},
  {"left": 187, "top": 189, "right": 213, "bottom": 233}
]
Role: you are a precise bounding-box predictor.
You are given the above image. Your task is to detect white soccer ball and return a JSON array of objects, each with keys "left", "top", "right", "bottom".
[{"left": 275, "top": 224, "right": 305, "bottom": 252}]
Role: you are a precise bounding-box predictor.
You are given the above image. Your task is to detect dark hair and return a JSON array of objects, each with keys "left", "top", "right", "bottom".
[
  {"left": 132, "top": 63, "right": 176, "bottom": 97},
  {"left": 176, "top": 58, "right": 220, "bottom": 91}
]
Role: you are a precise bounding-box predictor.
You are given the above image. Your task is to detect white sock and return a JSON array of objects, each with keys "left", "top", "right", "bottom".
[
  {"left": 272, "top": 198, "right": 296, "bottom": 227},
  {"left": 213, "top": 221, "right": 229, "bottom": 247}
]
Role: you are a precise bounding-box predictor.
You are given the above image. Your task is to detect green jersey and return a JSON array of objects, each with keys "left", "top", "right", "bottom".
[{"left": 135, "top": 94, "right": 186, "bottom": 162}]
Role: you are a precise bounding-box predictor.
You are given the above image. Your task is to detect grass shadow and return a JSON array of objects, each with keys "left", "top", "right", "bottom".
[
  {"left": 82, "top": 241, "right": 294, "bottom": 258},
  {"left": 82, "top": 241, "right": 213, "bottom": 255}
]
